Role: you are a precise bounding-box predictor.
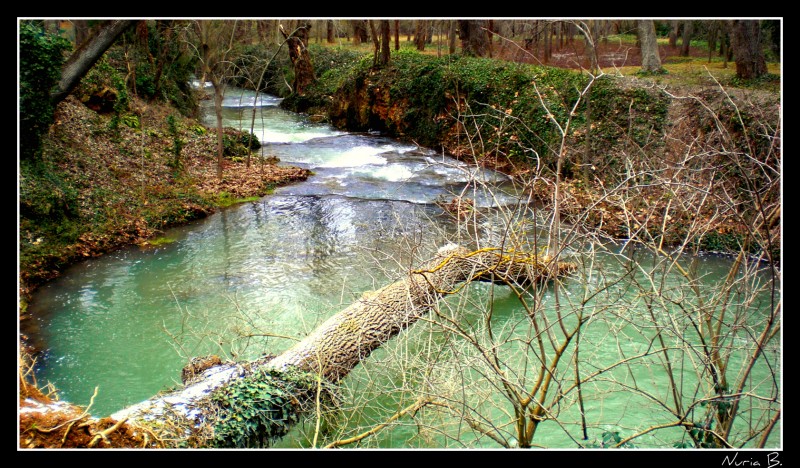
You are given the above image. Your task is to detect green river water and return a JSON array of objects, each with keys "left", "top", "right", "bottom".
[{"left": 25, "top": 86, "right": 781, "bottom": 449}]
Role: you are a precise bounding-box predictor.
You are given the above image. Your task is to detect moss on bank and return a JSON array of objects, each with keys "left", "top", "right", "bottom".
[
  {"left": 281, "top": 49, "right": 671, "bottom": 180},
  {"left": 277, "top": 47, "right": 779, "bottom": 259}
]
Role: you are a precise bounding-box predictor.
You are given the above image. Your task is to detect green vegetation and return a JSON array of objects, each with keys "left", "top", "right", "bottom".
[
  {"left": 147, "top": 236, "right": 177, "bottom": 246},
  {"left": 18, "top": 20, "right": 780, "bottom": 450},
  {"left": 215, "top": 192, "right": 262, "bottom": 208},
  {"left": 19, "top": 22, "right": 71, "bottom": 161},
  {"left": 108, "top": 22, "right": 198, "bottom": 116},
  {"left": 166, "top": 114, "right": 184, "bottom": 171},
  {"left": 283, "top": 48, "right": 670, "bottom": 183},
  {"left": 210, "top": 367, "right": 323, "bottom": 448},
  {"left": 274, "top": 40, "right": 778, "bottom": 257},
  {"left": 222, "top": 129, "right": 262, "bottom": 157}
]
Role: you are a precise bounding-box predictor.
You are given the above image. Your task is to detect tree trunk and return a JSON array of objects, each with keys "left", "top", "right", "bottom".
[
  {"left": 763, "top": 19, "right": 780, "bottom": 58},
  {"left": 394, "top": 20, "right": 400, "bottom": 51},
  {"left": 50, "top": 20, "right": 136, "bottom": 105},
  {"left": 368, "top": 20, "right": 380, "bottom": 66},
  {"left": 579, "top": 20, "right": 599, "bottom": 74},
  {"left": 351, "top": 20, "right": 368, "bottom": 46},
  {"left": 720, "top": 22, "right": 730, "bottom": 68},
  {"left": 448, "top": 20, "right": 457, "bottom": 54},
  {"left": 458, "top": 20, "right": 490, "bottom": 57},
  {"left": 543, "top": 21, "right": 552, "bottom": 63},
  {"left": 326, "top": 20, "right": 335, "bottom": 43},
  {"left": 582, "top": 85, "right": 593, "bottom": 185},
  {"left": 487, "top": 19, "right": 494, "bottom": 57},
  {"left": 257, "top": 20, "right": 271, "bottom": 43},
  {"left": 680, "top": 20, "right": 694, "bottom": 57},
  {"left": 380, "top": 20, "right": 391, "bottom": 66},
  {"left": 426, "top": 21, "right": 434, "bottom": 45},
  {"left": 280, "top": 22, "right": 315, "bottom": 95},
  {"left": 151, "top": 20, "right": 173, "bottom": 99},
  {"left": 729, "top": 20, "right": 768, "bottom": 80},
  {"left": 668, "top": 20, "right": 679, "bottom": 48},
  {"left": 638, "top": 20, "right": 663, "bottom": 73},
  {"left": 21, "top": 245, "right": 575, "bottom": 448},
  {"left": 212, "top": 77, "right": 224, "bottom": 180},
  {"left": 557, "top": 21, "right": 563, "bottom": 49},
  {"left": 414, "top": 20, "right": 427, "bottom": 51},
  {"left": 351, "top": 20, "right": 361, "bottom": 46},
  {"left": 707, "top": 21, "right": 718, "bottom": 63},
  {"left": 604, "top": 20, "right": 613, "bottom": 42},
  {"left": 72, "top": 19, "right": 90, "bottom": 46}
]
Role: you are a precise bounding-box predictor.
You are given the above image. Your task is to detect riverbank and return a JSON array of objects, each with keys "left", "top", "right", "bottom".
[
  {"left": 19, "top": 42, "right": 780, "bottom": 451},
  {"left": 19, "top": 95, "right": 311, "bottom": 319},
  {"left": 19, "top": 45, "right": 781, "bottom": 358},
  {"left": 278, "top": 48, "right": 780, "bottom": 261}
]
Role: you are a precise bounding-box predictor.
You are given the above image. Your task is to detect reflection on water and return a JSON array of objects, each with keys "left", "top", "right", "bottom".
[
  {"left": 27, "top": 87, "right": 780, "bottom": 448},
  {"left": 28, "top": 194, "right": 453, "bottom": 415}
]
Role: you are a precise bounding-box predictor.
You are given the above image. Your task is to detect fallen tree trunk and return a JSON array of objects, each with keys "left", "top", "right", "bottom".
[{"left": 20, "top": 244, "right": 575, "bottom": 448}]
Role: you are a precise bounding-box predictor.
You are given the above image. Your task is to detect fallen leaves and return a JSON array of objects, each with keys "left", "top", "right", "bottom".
[{"left": 20, "top": 95, "right": 311, "bottom": 296}]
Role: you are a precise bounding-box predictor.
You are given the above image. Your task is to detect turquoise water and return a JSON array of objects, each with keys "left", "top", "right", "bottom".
[{"left": 26, "top": 86, "right": 781, "bottom": 449}]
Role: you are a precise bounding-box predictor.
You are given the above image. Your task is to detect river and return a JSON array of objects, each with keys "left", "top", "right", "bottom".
[{"left": 25, "top": 85, "right": 780, "bottom": 449}]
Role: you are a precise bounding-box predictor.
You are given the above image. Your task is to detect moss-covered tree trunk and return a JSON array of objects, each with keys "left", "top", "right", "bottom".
[{"left": 20, "top": 245, "right": 574, "bottom": 448}]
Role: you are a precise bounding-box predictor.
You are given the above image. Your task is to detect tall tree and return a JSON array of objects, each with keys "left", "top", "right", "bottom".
[
  {"left": 394, "top": 20, "right": 400, "bottom": 51},
  {"left": 326, "top": 20, "right": 335, "bottom": 43},
  {"left": 256, "top": 20, "right": 273, "bottom": 44},
  {"left": 762, "top": 19, "right": 780, "bottom": 58},
  {"left": 351, "top": 20, "right": 368, "bottom": 46},
  {"left": 414, "top": 20, "right": 427, "bottom": 51},
  {"left": 426, "top": 21, "right": 434, "bottom": 45},
  {"left": 280, "top": 21, "right": 315, "bottom": 95},
  {"left": 151, "top": 20, "right": 175, "bottom": 99},
  {"left": 638, "top": 20, "right": 663, "bottom": 73},
  {"left": 448, "top": 20, "right": 457, "bottom": 54},
  {"left": 543, "top": 21, "right": 552, "bottom": 63},
  {"left": 20, "top": 21, "right": 71, "bottom": 161},
  {"left": 729, "top": 20, "right": 768, "bottom": 79},
  {"left": 707, "top": 20, "right": 720, "bottom": 63},
  {"left": 668, "top": 20, "right": 679, "bottom": 48},
  {"left": 680, "top": 20, "right": 694, "bottom": 57},
  {"left": 458, "top": 20, "right": 490, "bottom": 57},
  {"left": 72, "top": 19, "right": 90, "bottom": 46},
  {"left": 368, "top": 20, "right": 380, "bottom": 65},
  {"left": 195, "top": 20, "right": 238, "bottom": 180},
  {"left": 574, "top": 20, "right": 599, "bottom": 74},
  {"left": 380, "top": 20, "right": 391, "bottom": 66}
]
